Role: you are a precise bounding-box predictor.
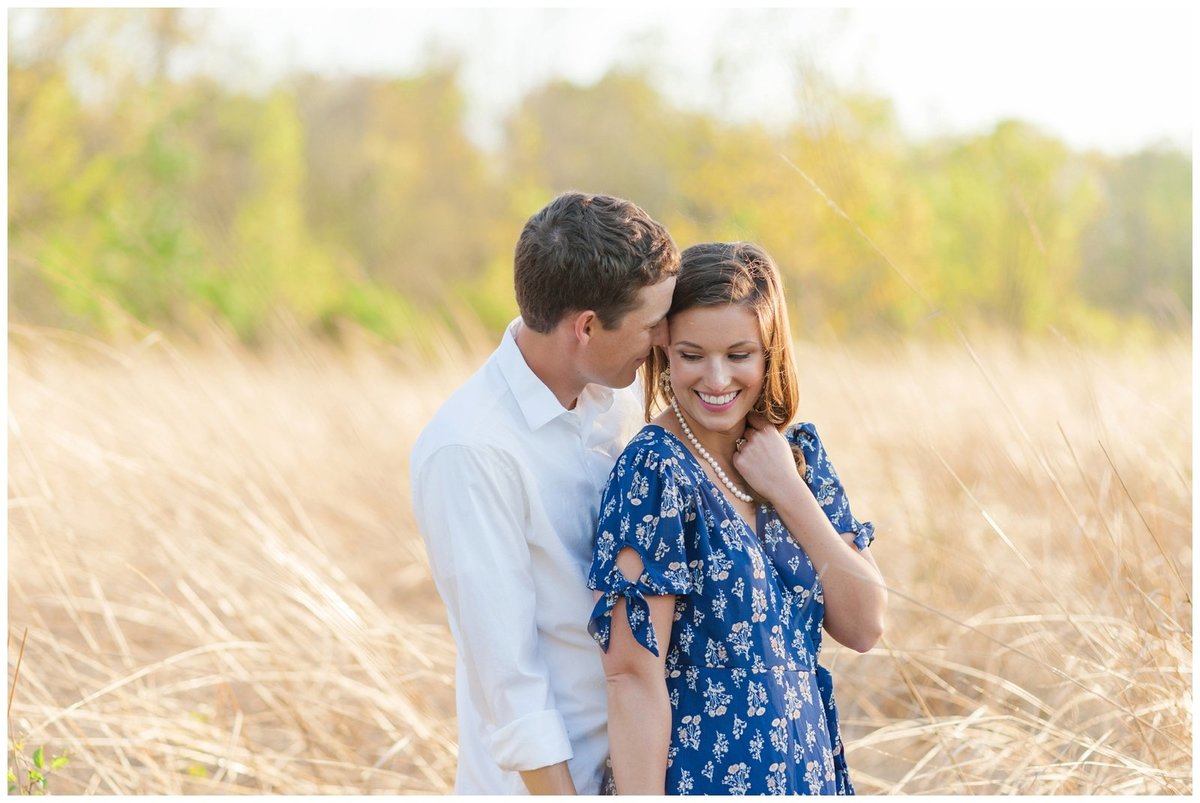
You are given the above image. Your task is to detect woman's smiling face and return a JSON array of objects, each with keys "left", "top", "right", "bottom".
[{"left": 667, "top": 303, "right": 766, "bottom": 437}]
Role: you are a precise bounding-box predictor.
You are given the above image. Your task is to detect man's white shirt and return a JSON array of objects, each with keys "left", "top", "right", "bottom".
[{"left": 410, "top": 320, "right": 643, "bottom": 794}]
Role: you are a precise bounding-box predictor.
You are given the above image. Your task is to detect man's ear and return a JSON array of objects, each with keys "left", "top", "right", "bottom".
[{"left": 571, "top": 310, "right": 598, "bottom": 344}]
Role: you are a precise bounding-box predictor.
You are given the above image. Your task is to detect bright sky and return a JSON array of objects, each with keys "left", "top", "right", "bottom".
[
  {"left": 198, "top": 4, "right": 1193, "bottom": 156},
  {"left": 6, "top": 4, "right": 1192, "bottom": 154}
]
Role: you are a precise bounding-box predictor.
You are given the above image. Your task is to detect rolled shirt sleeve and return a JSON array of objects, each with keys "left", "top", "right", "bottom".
[{"left": 412, "top": 443, "right": 573, "bottom": 771}]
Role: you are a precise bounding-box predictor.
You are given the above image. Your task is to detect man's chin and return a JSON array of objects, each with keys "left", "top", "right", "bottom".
[
  {"left": 593, "top": 361, "right": 646, "bottom": 390},
  {"left": 605, "top": 368, "right": 639, "bottom": 390}
]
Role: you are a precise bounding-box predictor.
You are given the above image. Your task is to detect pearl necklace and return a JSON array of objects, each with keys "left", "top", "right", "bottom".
[{"left": 670, "top": 396, "right": 755, "bottom": 503}]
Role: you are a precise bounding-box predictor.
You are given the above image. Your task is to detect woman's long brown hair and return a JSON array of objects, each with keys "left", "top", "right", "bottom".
[{"left": 642, "top": 241, "right": 806, "bottom": 475}]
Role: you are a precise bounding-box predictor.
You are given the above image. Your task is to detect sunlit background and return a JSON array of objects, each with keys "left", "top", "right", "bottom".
[
  {"left": 7, "top": 6, "right": 1193, "bottom": 347},
  {"left": 6, "top": 6, "right": 1193, "bottom": 796}
]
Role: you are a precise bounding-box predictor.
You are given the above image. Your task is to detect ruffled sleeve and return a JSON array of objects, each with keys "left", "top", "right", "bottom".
[
  {"left": 787, "top": 423, "right": 876, "bottom": 551},
  {"left": 587, "top": 438, "right": 696, "bottom": 656}
]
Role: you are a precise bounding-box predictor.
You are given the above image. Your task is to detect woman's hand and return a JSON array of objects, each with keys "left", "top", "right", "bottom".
[{"left": 732, "top": 414, "right": 805, "bottom": 505}]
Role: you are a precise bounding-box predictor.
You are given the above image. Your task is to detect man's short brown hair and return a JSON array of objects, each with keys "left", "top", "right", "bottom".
[{"left": 514, "top": 192, "right": 680, "bottom": 333}]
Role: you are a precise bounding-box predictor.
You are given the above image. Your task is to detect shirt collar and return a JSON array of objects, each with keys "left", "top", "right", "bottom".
[
  {"left": 497, "top": 319, "right": 616, "bottom": 431},
  {"left": 497, "top": 319, "right": 570, "bottom": 431}
]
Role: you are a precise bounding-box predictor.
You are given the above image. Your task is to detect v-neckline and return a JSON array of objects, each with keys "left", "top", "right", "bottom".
[{"left": 648, "top": 424, "right": 763, "bottom": 540}]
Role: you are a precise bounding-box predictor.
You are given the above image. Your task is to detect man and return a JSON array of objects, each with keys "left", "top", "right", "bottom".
[{"left": 410, "top": 192, "right": 680, "bottom": 794}]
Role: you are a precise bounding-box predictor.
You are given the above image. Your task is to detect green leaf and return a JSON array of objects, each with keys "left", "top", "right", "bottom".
[
  {"left": 51, "top": 756, "right": 70, "bottom": 770},
  {"left": 29, "top": 769, "right": 44, "bottom": 783},
  {"left": 33, "top": 746, "right": 45, "bottom": 769}
]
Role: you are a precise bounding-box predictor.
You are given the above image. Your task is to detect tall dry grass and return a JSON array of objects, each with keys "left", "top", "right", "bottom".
[{"left": 6, "top": 322, "right": 1191, "bottom": 794}]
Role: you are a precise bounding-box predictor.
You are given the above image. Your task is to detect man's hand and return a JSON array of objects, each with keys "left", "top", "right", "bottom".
[{"left": 520, "top": 762, "right": 577, "bottom": 795}]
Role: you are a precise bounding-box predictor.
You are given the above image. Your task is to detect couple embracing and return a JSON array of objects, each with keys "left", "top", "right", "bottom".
[{"left": 411, "top": 192, "right": 886, "bottom": 795}]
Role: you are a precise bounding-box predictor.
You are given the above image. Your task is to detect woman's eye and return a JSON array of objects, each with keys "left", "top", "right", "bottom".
[
  {"left": 678, "top": 353, "right": 702, "bottom": 362},
  {"left": 729, "top": 353, "right": 751, "bottom": 361}
]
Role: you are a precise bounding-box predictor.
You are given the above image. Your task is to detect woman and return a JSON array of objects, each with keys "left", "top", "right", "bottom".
[{"left": 587, "top": 242, "right": 886, "bottom": 795}]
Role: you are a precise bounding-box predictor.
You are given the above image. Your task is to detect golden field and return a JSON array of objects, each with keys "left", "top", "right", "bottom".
[{"left": 6, "top": 324, "right": 1192, "bottom": 794}]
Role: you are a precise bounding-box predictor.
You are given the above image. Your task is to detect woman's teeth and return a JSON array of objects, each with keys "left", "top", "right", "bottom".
[{"left": 697, "top": 391, "right": 739, "bottom": 405}]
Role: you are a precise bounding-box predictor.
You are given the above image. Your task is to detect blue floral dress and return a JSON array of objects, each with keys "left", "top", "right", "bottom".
[{"left": 588, "top": 423, "right": 875, "bottom": 795}]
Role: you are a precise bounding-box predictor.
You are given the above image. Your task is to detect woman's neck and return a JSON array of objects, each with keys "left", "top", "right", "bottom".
[
  {"left": 653, "top": 410, "right": 741, "bottom": 466},
  {"left": 654, "top": 408, "right": 757, "bottom": 513}
]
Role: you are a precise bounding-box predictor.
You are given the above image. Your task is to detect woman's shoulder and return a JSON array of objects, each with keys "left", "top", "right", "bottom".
[
  {"left": 600, "top": 426, "right": 699, "bottom": 526},
  {"left": 605, "top": 425, "right": 699, "bottom": 499},
  {"left": 617, "top": 424, "right": 692, "bottom": 468}
]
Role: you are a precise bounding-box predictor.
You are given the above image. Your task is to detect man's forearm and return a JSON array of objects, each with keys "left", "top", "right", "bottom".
[{"left": 520, "top": 761, "right": 577, "bottom": 795}]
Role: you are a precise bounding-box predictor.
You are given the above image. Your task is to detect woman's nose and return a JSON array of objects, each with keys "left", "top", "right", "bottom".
[{"left": 707, "top": 360, "right": 730, "bottom": 388}]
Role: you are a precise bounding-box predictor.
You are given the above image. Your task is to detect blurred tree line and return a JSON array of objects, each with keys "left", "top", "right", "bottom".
[{"left": 8, "top": 9, "right": 1192, "bottom": 348}]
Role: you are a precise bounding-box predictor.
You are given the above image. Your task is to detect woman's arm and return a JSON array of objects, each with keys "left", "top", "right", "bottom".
[
  {"left": 735, "top": 417, "right": 887, "bottom": 653},
  {"left": 598, "top": 547, "right": 677, "bottom": 794},
  {"left": 768, "top": 483, "right": 886, "bottom": 652}
]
